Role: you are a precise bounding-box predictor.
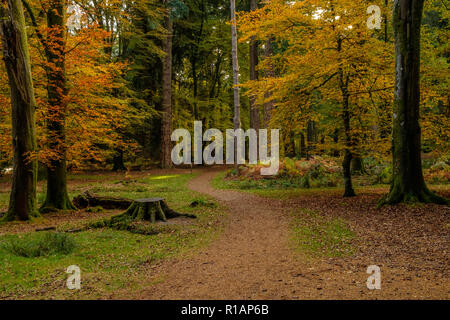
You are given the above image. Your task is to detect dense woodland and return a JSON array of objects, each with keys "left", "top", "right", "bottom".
[
  {"left": 0, "top": 0, "right": 448, "bottom": 221},
  {"left": 0, "top": 0, "right": 449, "bottom": 301}
]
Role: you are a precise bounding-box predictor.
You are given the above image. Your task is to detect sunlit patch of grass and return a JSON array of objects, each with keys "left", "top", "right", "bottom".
[
  {"left": 148, "top": 175, "right": 180, "bottom": 180},
  {"left": 290, "top": 209, "right": 355, "bottom": 258}
]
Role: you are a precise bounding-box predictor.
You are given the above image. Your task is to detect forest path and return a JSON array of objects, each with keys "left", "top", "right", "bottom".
[{"left": 132, "top": 167, "right": 343, "bottom": 299}]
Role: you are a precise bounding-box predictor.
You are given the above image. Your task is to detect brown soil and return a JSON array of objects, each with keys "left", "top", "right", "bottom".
[{"left": 113, "top": 168, "right": 449, "bottom": 300}]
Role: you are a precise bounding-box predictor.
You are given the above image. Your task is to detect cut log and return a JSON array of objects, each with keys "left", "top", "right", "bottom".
[{"left": 73, "top": 191, "right": 132, "bottom": 210}]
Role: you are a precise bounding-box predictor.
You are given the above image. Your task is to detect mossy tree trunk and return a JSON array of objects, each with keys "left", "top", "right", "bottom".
[
  {"left": 383, "top": 0, "right": 447, "bottom": 205},
  {"left": 0, "top": 0, "right": 39, "bottom": 221},
  {"left": 40, "top": 0, "right": 75, "bottom": 212},
  {"left": 105, "top": 198, "right": 195, "bottom": 229}
]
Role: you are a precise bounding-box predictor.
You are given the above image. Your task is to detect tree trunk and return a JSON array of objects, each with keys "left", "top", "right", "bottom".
[
  {"left": 161, "top": 5, "right": 173, "bottom": 169},
  {"left": 383, "top": 0, "right": 447, "bottom": 204},
  {"left": 263, "top": 38, "right": 274, "bottom": 127},
  {"left": 300, "top": 132, "right": 306, "bottom": 158},
  {"left": 73, "top": 191, "right": 133, "bottom": 210},
  {"left": 351, "top": 155, "right": 366, "bottom": 175},
  {"left": 231, "top": 0, "right": 240, "bottom": 172},
  {"left": 337, "top": 35, "right": 355, "bottom": 198},
  {"left": 306, "top": 120, "right": 317, "bottom": 159},
  {"left": 0, "top": 0, "right": 39, "bottom": 221},
  {"left": 41, "top": 0, "right": 75, "bottom": 212},
  {"left": 96, "top": 198, "right": 196, "bottom": 232},
  {"left": 112, "top": 148, "right": 127, "bottom": 171},
  {"left": 249, "top": 0, "right": 259, "bottom": 133}
]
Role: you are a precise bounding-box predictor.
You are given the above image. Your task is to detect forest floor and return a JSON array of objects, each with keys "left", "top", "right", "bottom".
[
  {"left": 0, "top": 167, "right": 448, "bottom": 299},
  {"left": 117, "top": 167, "right": 449, "bottom": 300}
]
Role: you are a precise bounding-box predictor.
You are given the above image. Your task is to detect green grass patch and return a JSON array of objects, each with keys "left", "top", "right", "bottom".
[
  {"left": 290, "top": 209, "right": 355, "bottom": 258},
  {"left": 3, "top": 232, "right": 76, "bottom": 258},
  {"left": 0, "top": 172, "right": 225, "bottom": 299}
]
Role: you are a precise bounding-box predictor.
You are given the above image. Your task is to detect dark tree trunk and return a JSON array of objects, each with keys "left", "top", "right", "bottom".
[
  {"left": 300, "top": 132, "right": 306, "bottom": 158},
  {"left": 351, "top": 155, "right": 366, "bottom": 175},
  {"left": 0, "top": 0, "right": 39, "bottom": 221},
  {"left": 73, "top": 191, "right": 132, "bottom": 210},
  {"left": 41, "top": 0, "right": 75, "bottom": 212},
  {"left": 333, "top": 128, "right": 339, "bottom": 157},
  {"left": 342, "top": 96, "right": 355, "bottom": 197},
  {"left": 249, "top": 0, "right": 260, "bottom": 132},
  {"left": 285, "top": 131, "right": 296, "bottom": 158},
  {"left": 112, "top": 148, "right": 126, "bottom": 171},
  {"left": 263, "top": 38, "right": 274, "bottom": 127},
  {"left": 383, "top": 0, "right": 447, "bottom": 204},
  {"left": 306, "top": 120, "right": 317, "bottom": 159},
  {"left": 337, "top": 35, "right": 355, "bottom": 198},
  {"left": 161, "top": 5, "right": 173, "bottom": 169}
]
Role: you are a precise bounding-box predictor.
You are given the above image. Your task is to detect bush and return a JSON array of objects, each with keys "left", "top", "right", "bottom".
[{"left": 3, "top": 232, "right": 76, "bottom": 258}]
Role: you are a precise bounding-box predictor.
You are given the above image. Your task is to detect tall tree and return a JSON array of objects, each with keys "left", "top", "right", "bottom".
[
  {"left": 40, "top": 0, "right": 76, "bottom": 212},
  {"left": 0, "top": 0, "right": 39, "bottom": 220},
  {"left": 161, "top": 0, "right": 174, "bottom": 168},
  {"left": 382, "top": 0, "right": 447, "bottom": 204},
  {"left": 231, "top": 0, "right": 240, "bottom": 171},
  {"left": 249, "top": 0, "right": 259, "bottom": 132}
]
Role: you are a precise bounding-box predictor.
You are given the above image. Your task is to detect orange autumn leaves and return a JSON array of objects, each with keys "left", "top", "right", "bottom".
[
  {"left": 0, "top": 1, "right": 134, "bottom": 169},
  {"left": 237, "top": 0, "right": 448, "bottom": 159}
]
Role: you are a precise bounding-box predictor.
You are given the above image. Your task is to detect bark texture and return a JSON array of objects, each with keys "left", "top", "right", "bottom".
[
  {"left": 383, "top": 0, "right": 447, "bottom": 204},
  {"left": 231, "top": 0, "right": 240, "bottom": 172},
  {"left": 1, "top": 0, "right": 39, "bottom": 220},
  {"left": 41, "top": 0, "right": 75, "bottom": 212}
]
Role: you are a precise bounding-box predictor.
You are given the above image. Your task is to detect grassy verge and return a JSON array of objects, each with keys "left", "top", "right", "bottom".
[
  {"left": 211, "top": 170, "right": 448, "bottom": 200},
  {"left": 0, "top": 172, "right": 225, "bottom": 299},
  {"left": 212, "top": 171, "right": 358, "bottom": 199},
  {"left": 290, "top": 209, "right": 355, "bottom": 258}
]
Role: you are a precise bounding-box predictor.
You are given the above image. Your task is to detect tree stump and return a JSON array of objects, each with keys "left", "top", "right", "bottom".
[{"left": 108, "top": 198, "right": 196, "bottom": 226}]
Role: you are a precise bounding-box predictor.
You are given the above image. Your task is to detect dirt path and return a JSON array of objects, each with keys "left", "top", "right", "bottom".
[
  {"left": 129, "top": 168, "right": 355, "bottom": 299},
  {"left": 123, "top": 168, "right": 448, "bottom": 300}
]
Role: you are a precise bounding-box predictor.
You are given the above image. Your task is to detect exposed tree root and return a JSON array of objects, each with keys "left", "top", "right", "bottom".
[
  {"left": 90, "top": 198, "right": 196, "bottom": 233},
  {"left": 379, "top": 184, "right": 448, "bottom": 207}
]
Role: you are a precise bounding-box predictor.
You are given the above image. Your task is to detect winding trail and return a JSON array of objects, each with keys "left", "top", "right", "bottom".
[{"left": 118, "top": 168, "right": 448, "bottom": 299}]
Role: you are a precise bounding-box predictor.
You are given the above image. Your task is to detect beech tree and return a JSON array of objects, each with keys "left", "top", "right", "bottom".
[
  {"left": 40, "top": 0, "right": 76, "bottom": 212},
  {"left": 0, "top": 0, "right": 39, "bottom": 220},
  {"left": 161, "top": 0, "right": 174, "bottom": 168},
  {"left": 231, "top": 0, "right": 240, "bottom": 172},
  {"left": 382, "top": 0, "right": 448, "bottom": 204}
]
